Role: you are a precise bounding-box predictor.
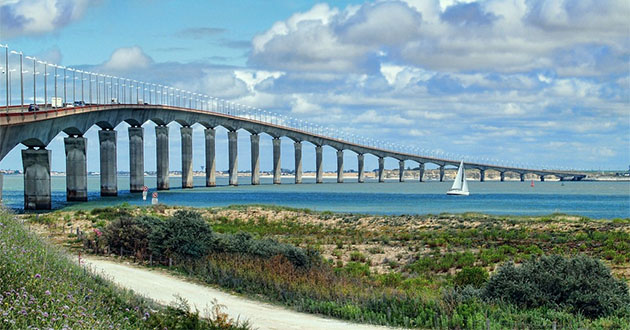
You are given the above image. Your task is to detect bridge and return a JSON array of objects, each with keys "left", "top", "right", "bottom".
[{"left": 0, "top": 46, "right": 586, "bottom": 209}]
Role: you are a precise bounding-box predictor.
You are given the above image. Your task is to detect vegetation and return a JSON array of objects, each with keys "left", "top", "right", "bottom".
[
  {"left": 0, "top": 209, "right": 249, "bottom": 329},
  {"left": 482, "top": 255, "right": 630, "bottom": 318},
  {"left": 27, "top": 205, "right": 630, "bottom": 328}
]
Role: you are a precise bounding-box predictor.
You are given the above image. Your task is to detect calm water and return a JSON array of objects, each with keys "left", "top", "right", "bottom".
[{"left": 1, "top": 175, "right": 629, "bottom": 219}]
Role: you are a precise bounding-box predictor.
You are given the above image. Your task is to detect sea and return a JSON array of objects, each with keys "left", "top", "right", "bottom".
[{"left": 1, "top": 175, "right": 629, "bottom": 219}]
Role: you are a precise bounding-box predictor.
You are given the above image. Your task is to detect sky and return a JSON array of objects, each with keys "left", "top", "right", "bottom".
[{"left": 0, "top": 0, "right": 628, "bottom": 173}]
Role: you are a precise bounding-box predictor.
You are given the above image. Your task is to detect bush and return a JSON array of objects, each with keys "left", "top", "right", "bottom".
[
  {"left": 213, "top": 231, "right": 315, "bottom": 268},
  {"left": 453, "top": 266, "right": 488, "bottom": 288},
  {"left": 150, "top": 210, "right": 216, "bottom": 260},
  {"left": 103, "top": 215, "right": 161, "bottom": 258},
  {"left": 482, "top": 255, "right": 630, "bottom": 318}
]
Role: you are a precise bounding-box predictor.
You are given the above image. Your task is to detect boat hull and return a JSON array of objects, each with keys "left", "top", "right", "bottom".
[{"left": 447, "top": 190, "right": 470, "bottom": 196}]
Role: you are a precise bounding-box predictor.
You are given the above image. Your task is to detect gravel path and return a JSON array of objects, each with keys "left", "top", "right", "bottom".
[{"left": 83, "top": 257, "right": 388, "bottom": 330}]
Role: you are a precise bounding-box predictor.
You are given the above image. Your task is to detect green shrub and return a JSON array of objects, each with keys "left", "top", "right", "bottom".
[
  {"left": 454, "top": 267, "right": 488, "bottom": 288},
  {"left": 103, "top": 215, "right": 160, "bottom": 258},
  {"left": 349, "top": 251, "right": 367, "bottom": 262},
  {"left": 483, "top": 255, "right": 630, "bottom": 318},
  {"left": 213, "top": 231, "right": 315, "bottom": 268},
  {"left": 150, "top": 210, "right": 215, "bottom": 260}
]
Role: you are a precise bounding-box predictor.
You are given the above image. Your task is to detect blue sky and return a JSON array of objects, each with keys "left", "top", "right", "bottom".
[{"left": 0, "top": 0, "right": 629, "bottom": 173}]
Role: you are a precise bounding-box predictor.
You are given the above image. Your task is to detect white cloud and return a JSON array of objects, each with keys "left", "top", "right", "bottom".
[
  {"left": 0, "top": 0, "right": 94, "bottom": 38},
  {"left": 103, "top": 46, "right": 153, "bottom": 71},
  {"left": 250, "top": 0, "right": 629, "bottom": 75}
]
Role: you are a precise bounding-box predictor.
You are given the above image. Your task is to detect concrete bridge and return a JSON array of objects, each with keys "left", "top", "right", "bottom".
[{"left": 0, "top": 104, "right": 586, "bottom": 210}]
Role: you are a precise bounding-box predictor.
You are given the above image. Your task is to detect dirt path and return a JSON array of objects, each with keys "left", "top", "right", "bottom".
[{"left": 83, "top": 257, "right": 388, "bottom": 330}]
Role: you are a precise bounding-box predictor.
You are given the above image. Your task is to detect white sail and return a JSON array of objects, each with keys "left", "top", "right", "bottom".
[
  {"left": 447, "top": 160, "right": 469, "bottom": 195},
  {"left": 461, "top": 166, "right": 469, "bottom": 193},
  {"left": 450, "top": 161, "right": 464, "bottom": 191}
]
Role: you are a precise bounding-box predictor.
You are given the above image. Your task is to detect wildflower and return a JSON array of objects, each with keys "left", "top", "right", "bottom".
[
  {"left": 34, "top": 274, "right": 41, "bottom": 279},
  {"left": 44, "top": 290, "right": 51, "bottom": 295},
  {"left": 93, "top": 228, "right": 102, "bottom": 237}
]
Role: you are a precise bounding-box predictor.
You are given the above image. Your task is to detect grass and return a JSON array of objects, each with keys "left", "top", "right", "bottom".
[
  {"left": 0, "top": 209, "right": 250, "bottom": 329},
  {"left": 26, "top": 205, "right": 630, "bottom": 329}
]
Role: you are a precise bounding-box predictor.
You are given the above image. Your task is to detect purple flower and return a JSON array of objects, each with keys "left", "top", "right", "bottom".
[
  {"left": 44, "top": 290, "right": 51, "bottom": 295},
  {"left": 34, "top": 274, "right": 41, "bottom": 279}
]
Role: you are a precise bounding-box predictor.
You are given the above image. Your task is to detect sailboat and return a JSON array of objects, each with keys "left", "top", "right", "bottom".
[{"left": 447, "top": 161, "right": 469, "bottom": 196}]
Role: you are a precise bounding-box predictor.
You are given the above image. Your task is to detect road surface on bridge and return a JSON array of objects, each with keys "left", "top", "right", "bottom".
[{"left": 83, "top": 256, "right": 387, "bottom": 330}]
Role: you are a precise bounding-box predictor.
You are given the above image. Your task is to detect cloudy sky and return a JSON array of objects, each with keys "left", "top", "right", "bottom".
[{"left": 0, "top": 0, "right": 628, "bottom": 173}]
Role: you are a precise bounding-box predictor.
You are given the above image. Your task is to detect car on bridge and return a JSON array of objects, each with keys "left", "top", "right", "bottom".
[
  {"left": 73, "top": 101, "right": 86, "bottom": 107},
  {"left": 28, "top": 104, "right": 39, "bottom": 111}
]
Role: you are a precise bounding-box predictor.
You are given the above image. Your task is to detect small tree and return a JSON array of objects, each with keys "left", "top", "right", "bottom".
[
  {"left": 483, "top": 255, "right": 630, "bottom": 318},
  {"left": 150, "top": 210, "right": 215, "bottom": 261},
  {"left": 103, "top": 216, "right": 157, "bottom": 259}
]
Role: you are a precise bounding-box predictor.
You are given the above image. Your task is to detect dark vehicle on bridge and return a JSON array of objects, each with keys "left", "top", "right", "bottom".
[
  {"left": 28, "top": 104, "right": 39, "bottom": 112},
  {"left": 73, "top": 101, "right": 86, "bottom": 107}
]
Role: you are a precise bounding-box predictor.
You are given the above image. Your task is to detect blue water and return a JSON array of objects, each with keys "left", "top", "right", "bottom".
[{"left": 1, "top": 175, "right": 629, "bottom": 219}]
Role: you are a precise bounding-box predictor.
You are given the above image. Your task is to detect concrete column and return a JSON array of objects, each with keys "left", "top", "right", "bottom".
[
  {"left": 378, "top": 157, "right": 384, "bottom": 182},
  {"left": 22, "top": 148, "right": 51, "bottom": 210},
  {"left": 439, "top": 165, "right": 445, "bottom": 182},
  {"left": 156, "top": 125, "right": 169, "bottom": 190},
  {"left": 128, "top": 126, "right": 144, "bottom": 192},
  {"left": 315, "top": 145, "right": 323, "bottom": 184},
  {"left": 250, "top": 134, "right": 260, "bottom": 185},
  {"left": 294, "top": 141, "right": 302, "bottom": 184},
  {"left": 99, "top": 129, "right": 117, "bottom": 196},
  {"left": 520, "top": 173, "right": 525, "bottom": 182},
  {"left": 500, "top": 171, "right": 505, "bottom": 182},
  {"left": 272, "top": 137, "right": 281, "bottom": 184},
  {"left": 205, "top": 128, "right": 216, "bottom": 187},
  {"left": 357, "top": 154, "right": 365, "bottom": 183},
  {"left": 418, "top": 163, "right": 425, "bottom": 182},
  {"left": 399, "top": 160, "right": 405, "bottom": 182},
  {"left": 64, "top": 136, "right": 87, "bottom": 201},
  {"left": 180, "top": 126, "right": 193, "bottom": 188},
  {"left": 480, "top": 169, "right": 485, "bottom": 182},
  {"left": 228, "top": 130, "right": 238, "bottom": 186},
  {"left": 336, "top": 150, "right": 344, "bottom": 183},
  {"left": 540, "top": 175, "right": 545, "bottom": 182}
]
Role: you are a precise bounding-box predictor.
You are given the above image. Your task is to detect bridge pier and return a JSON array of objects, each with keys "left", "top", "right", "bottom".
[
  {"left": 479, "top": 169, "right": 485, "bottom": 182},
  {"left": 99, "top": 129, "right": 117, "bottom": 196},
  {"left": 22, "top": 148, "right": 51, "bottom": 210},
  {"left": 540, "top": 175, "right": 545, "bottom": 182},
  {"left": 181, "top": 126, "right": 193, "bottom": 188},
  {"left": 294, "top": 141, "right": 302, "bottom": 184},
  {"left": 250, "top": 134, "right": 260, "bottom": 185},
  {"left": 156, "top": 125, "right": 169, "bottom": 190},
  {"left": 500, "top": 171, "right": 505, "bottom": 182},
  {"left": 399, "top": 160, "right": 405, "bottom": 182},
  {"left": 439, "top": 165, "right": 445, "bottom": 182},
  {"left": 128, "top": 126, "right": 144, "bottom": 192},
  {"left": 205, "top": 128, "right": 216, "bottom": 187},
  {"left": 64, "top": 136, "right": 87, "bottom": 201},
  {"left": 357, "top": 154, "right": 365, "bottom": 183},
  {"left": 520, "top": 173, "right": 525, "bottom": 182},
  {"left": 273, "top": 137, "right": 281, "bottom": 184},
  {"left": 315, "top": 146, "right": 323, "bottom": 183},
  {"left": 418, "top": 163, "right": 424, "bottom": 182},
  {"left": 228, "top": 130, "right": 238, "bottom": 186},
  {"left": 336, "top": 150, "right": 344, "bottom": 183},
  {"left": 378, "top": 157, "right": 384, "bottom": 182}
]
